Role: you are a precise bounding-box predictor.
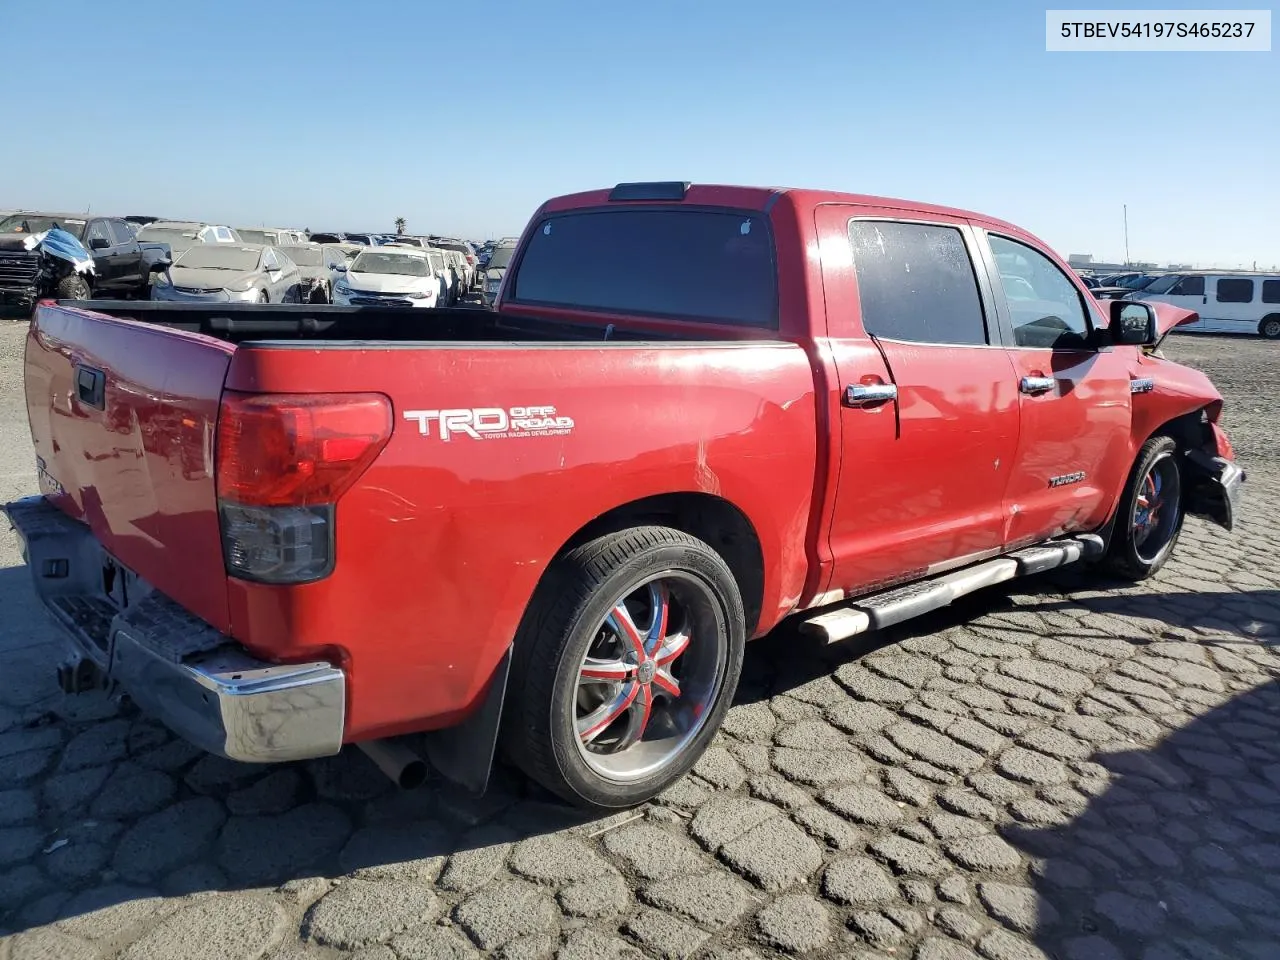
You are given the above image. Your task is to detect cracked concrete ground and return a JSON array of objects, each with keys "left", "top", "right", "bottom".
[{"left": 1, "top": 318, "right": 1278, "bottom": 960}]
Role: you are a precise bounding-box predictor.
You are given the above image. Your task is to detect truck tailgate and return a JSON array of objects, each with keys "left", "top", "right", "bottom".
[{"left": 24, "top": 304, "right": 235, "bottom": 632}]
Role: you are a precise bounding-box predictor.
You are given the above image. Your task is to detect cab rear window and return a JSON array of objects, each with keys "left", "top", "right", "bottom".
[{"left": 509, "top": 208, "right": 778, "bottom": 328}]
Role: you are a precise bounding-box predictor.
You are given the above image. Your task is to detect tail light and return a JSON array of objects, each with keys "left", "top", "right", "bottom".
[{"left": 215, "top": 391, "right": 392, "bottom": 584}]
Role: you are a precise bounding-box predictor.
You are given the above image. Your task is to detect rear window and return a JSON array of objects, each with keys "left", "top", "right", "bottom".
[{"left": 509, "top": 208, "right": 777, "bottom": 328}]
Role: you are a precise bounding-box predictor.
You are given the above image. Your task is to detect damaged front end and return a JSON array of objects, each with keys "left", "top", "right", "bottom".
[
  {"left": 0, "top": 236, "right": 43, "bottom": 316},
  {"left": 1183, "top": 420, "right": 1246, "bottom": 532},
  {"left": 0, "top": 229, "right": 94, "bottom": 317}
]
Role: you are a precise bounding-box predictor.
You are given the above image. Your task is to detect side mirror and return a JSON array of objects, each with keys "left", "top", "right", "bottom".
[
  {"left": 1109, "top": 300, "right": 1157, "bottom": 346},
  {"left": 332, "top": 262, "right": 347, "bottom": 272},
  {"left": 148, "top": 259, "right": 172, "bottom": 273},
  {"left": 89, "top": 237, "right": 110, "bottom": 251}
]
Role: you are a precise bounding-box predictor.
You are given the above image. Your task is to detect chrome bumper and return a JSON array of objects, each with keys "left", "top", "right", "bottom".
[{"left": 2, "top": 495, "right": 346, "bottom": 763}]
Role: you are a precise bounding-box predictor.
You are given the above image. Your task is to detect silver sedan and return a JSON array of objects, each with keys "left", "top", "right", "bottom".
[{"left": 150, "top": 243, "right": 300, "bottom": 303}]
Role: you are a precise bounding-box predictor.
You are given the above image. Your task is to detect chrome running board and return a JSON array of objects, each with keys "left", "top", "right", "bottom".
[{"left": 801, "top": 534, "right": 1105, "bottom": 645}]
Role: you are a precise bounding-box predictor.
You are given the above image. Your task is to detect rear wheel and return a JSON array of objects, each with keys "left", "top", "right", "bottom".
[
  {"left": 55, "top": 274, "right": 91, "bottom": 300},
  {"left": 503, "top": 526, "right": 745, "bottom": 810},
  {"left": 1102, "top": 435, "right": 1184, "bottom": 580},
  {"left": 1260, "top": 315, "right": 1280, "bottom": 339}
]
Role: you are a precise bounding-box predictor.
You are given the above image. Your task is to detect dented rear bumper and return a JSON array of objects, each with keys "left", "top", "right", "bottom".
[{"left": 2, "top": 495, "right": 346, "bottom": 763}]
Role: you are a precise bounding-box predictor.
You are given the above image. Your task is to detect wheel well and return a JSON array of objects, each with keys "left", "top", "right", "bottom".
[
  {"left": 562, "top": 493, "right": 766, "bottom": 635},
  {"left": 1152, "top": 409, "right": 1211, "bottom": 453}
]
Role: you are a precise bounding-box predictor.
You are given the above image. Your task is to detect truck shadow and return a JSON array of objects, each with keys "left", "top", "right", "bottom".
[
  {"left": 1003, "top": 676, "right": 1280, "bottom": 957},
  {"left": 735, "top": 573, "right": 1280, "bottom": 706},
  {"left": 2, "top": 559, "right": 1278, "bottom": 947}
]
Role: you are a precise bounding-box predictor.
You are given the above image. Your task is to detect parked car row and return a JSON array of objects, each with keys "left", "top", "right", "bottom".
[{"left": 0, "top": 209, "right": 493, "bottom": 315}]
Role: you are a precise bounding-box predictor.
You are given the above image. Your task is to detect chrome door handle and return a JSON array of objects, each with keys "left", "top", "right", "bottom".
[
  {"left": 1019, "top": 376, "right": 1055, "bottom": 395},
  {"left": 845, "top": 383, "right": 898, "bottom": 407}
]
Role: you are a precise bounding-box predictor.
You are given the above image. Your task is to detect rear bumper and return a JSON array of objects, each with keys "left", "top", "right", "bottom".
[{"left": 2, "top": 495, "right": 346, "bottom": 763}]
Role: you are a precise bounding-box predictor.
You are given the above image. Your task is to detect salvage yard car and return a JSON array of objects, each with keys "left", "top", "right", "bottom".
[
  {"left": 0, "top": 212, "right": 165, "bottom": 314},
  {"left": 135, "top": 220, "right": 241, "bottom": 257},
  {"left": 151, "top": 243, "right": 300, "bottom": 303},
  {"left": 278, "top": 243, "right": 348, "bottom": 303},
  {"left": 333, "top": 246, "right": 442, "bottom": 307},
  {"left": 3, "top": 181, "right": 1244, "bottom": 812},
  {"left": 480, "top": 239, "right": 516, "bottom": 305}
]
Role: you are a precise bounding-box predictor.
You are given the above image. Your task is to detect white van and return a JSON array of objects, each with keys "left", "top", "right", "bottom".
[{"left": 1137, "top": 271, "right": 1280, "bottom": 339}]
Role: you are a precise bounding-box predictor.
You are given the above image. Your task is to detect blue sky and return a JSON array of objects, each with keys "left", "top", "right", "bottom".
[{"left": 4, "top": 1, "right": 1276, "bottom": 266}]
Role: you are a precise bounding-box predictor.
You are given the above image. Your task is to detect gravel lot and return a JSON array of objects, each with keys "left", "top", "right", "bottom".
[{"left": 2, "top": 319, "right": 1279, "bottom": 960}]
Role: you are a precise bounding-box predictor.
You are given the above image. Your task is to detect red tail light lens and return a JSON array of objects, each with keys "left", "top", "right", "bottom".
[{"left": 216, "top": 392, "right": 392, "bottom": 508}]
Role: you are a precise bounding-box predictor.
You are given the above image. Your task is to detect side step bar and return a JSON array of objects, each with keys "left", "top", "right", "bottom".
[{"left": 801, "top": 534, "right": 1105, "bottom": 645}]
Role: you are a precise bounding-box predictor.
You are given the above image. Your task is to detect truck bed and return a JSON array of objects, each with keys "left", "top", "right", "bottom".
[
  {"left": 22, "top": 299, "right": 818, "bottom": 740},
  {"left": 59, "top": 300, "right": 726, "bottom": 345}
]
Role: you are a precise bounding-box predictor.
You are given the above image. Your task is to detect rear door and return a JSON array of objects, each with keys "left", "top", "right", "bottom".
[
  {"left": 973, "top": 229, "right": 1133, "bottom": 547},
  {"left": 1209, "top": 276, "right": 1257, "bottom": 333},
  {"left": 816, "top": 206, "right": 1022, "bottom": 597},
  {"left": 25, "top": 304, "right": 236, "bottom": 631}
]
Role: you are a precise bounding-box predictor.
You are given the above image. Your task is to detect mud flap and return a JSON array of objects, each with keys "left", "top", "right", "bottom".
[{"left": 423, "top": 645, "right": 511, "bottom": 794}]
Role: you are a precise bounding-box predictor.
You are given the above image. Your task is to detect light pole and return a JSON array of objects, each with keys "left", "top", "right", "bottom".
[{"left": 1123, "top": 204, "right": 1130, "bottom": 267}]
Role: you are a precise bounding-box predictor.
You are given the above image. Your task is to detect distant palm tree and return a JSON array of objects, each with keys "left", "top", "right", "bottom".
[{"left": 394, "top": 217, "right": 407, "bottom": 235}]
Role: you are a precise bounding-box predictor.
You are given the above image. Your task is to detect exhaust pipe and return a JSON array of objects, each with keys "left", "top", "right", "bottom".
[{"left": 357, "top": 739, "right": 429, "bottom": 789}]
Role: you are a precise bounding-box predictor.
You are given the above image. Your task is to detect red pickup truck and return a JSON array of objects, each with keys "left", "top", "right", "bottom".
[{"left": 4, "top": 182, "right": 1244, "bottom": 810}]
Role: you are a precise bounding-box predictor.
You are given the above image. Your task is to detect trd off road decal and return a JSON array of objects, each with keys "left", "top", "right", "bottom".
[{"left": 402, "top": 405, "right": 575, "bottom": 442}]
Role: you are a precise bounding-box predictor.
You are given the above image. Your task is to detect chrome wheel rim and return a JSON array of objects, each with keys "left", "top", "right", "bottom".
[
  {"left": 1132, "top": 452, "right": 1180, "bottom": 563},
  {"left": 1264, "top": 319, "right": 1280, "bottom": 338},
  {"left": 572, "top": 572, "right": 726, "bottom": 782}
]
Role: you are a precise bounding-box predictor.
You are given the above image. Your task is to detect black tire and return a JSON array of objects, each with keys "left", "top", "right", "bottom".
[
  {"left": 257, "top": 290, "right": 269, "bottom": 304},
  {"left": 1260, "top": 315, "right": 1280, "bottom": 340},
  {"left": 502, "top": 526, "right": 746, "bottom": 810},
  {"left": 55, "top": 273, "right": 91, "bottom": 300},
  {"left": 1102, "top": 435, "right": 1184, "bottom": 581}
]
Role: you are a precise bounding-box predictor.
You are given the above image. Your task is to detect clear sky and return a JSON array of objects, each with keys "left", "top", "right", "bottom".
[{"left": 3, "top": 1, "right": 1276, "bottom": 267}]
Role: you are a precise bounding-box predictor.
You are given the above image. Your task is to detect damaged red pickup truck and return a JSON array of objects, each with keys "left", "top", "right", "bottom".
[{"left": 5, "top": 182, "right": 1244, "bottom": 810}]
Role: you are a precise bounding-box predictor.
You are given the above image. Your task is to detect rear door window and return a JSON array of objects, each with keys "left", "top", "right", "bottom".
[
  {"left": 849, "top": 220, "right": 989, "bottom": 346},
  {"left": 510, "top": 208, "right": 778, "bottom": 328},
  {"left": 1216, "top": 278, "right": 1254, "bottom": 303},
  {"left": 1262, "top": 279, "right": 1280, "bottom": 304},
  {"left": 108, "top": 220, "right": 135, "bottom": 246}
]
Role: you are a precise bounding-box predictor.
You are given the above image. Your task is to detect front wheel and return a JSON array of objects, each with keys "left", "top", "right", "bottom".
[
  {"left": 55, "top": 273, "right": 91, "bottom": 300},
  {"left": 1260, "top": 315, "right": 1280, "bottom": 340},
  {"left": 1102, "top": 435, "right": 1184, "bottom": 580},
  {"left": 503, "top": 526, "right": 745, "bottom": 810}
]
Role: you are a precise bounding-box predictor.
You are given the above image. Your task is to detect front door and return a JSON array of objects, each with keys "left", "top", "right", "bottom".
[
  {"left": 816, "top": 206, "right": 1022, "bottom": 598},
  {"left": 974, "top": 229, "right": 1134, "bottom": 547},
  {"left": 83, "top": 220, "right": 120, "bottom": 292}
]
